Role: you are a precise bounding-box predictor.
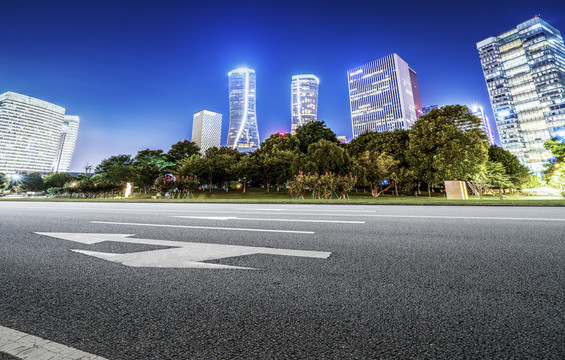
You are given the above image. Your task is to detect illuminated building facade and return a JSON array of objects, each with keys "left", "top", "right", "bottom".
[
  {"left": 477, "top": 16, "right": 565, "bottom": 174},
  {"left": 0, "top": 91, "right": 79, "bottom": 174},
  {"left": 291, "top": 74, "right": 319, "bottom": 134},
  {"left": 227, "top": 68, "right": 259, "bottom": 152},
  {"left": 347, "top": 54, "right": 421, "bottom": 138},
  {"left": 52, "top": 115, "right": 80, "bottom": 172},
  {"left": 471, "top": 106, "right": 497, "bottom": 145},
  {"left": 192, "top": 110, "right": 222, "bottom": 155}
]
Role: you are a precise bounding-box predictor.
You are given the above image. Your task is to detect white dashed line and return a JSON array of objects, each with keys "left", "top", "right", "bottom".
[
  {"left": 90, "top": 221, "right": 315, "bottom": 234},
  {"left": 173, "top": 216, "right": 365, "bottom": 224}
]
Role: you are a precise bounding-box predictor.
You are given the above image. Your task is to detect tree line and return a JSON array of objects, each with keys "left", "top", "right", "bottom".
[{"left": 2, "top": 105, "right": 547, "bottom": 198}]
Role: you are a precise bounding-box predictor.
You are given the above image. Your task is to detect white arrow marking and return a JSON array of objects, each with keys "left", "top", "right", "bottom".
[
  {"left": 36, "top": 233, "right": 331, "bottom": 270},
  {"left": 173, "top": 216, "right": 365, "bottom": 224},
  {"left": 90, "top": 221, "right": 315, "bottom": 234}
]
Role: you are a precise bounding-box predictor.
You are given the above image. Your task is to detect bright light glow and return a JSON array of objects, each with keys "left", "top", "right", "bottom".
[
  {"left": 228, "top": 67, "right": 255, "bottom": 76},
  {"left": 498, "top": 109, "right": 511, "bottom": 117},
  {"left": 12, "top": 174, "right": 21, "bottom": 181},
  {"left": 278, "top": 132, "right": 286, "bottom": 136},
  {"left": 350, "top": 69, "right": 363, "bottom": 76}
]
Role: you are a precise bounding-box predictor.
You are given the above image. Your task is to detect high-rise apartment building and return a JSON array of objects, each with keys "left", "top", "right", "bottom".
[
  {"left": 0, "top": 91, "right": 80, "bottom": 174},
  {"left": 291, "top": 74, "right": 319, "bottom": 135},
  {"left": 471, "top": 106, "right": 497, "bottom": 145},
  {"left": 477, "top": 16, "right": 565, "bottom": 174},
  {"left": 192, "top": 110, "right": 222, "bottom": 155},
  {"left": 52, "top": 115, "right": 80, "bottom": 172},
  {"left": 347, "top": 54, "right": 421, "bottom": 138},
  {"left": 227, "top": 68, "right": 259, "bottom": 152}
]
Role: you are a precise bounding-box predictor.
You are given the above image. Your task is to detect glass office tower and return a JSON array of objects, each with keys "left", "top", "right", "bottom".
[
  {"left": 227, "top": 68, "right": 259, "bottom": 152},
  {"left": 192, "top": 110, "right": 222, "bottom": 155},
  {"left": 477, "top": 16, "right": 565, "bottom": 174},
  {"left": 291, "top": 74, "right": 319, "bottom": 135},
  {"left": 0, "top": 91, "right": 79, "bottom": 174},
  {"left": 347, "top": 54, "right": 421, "bottom": 138}
]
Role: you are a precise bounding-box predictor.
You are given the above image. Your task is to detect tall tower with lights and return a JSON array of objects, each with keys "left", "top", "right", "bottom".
[
  {"left": 227, "top": 68, "right": 259, "bottom": 152},
  {"left": 347, "top": 54, "right": 421, "bottom": 138},
  {"left": 477, "top": 16, "right": 565, "bottom": 174},
  {"left": 291, "top": 74, "right": 319, "bottom": 135}
]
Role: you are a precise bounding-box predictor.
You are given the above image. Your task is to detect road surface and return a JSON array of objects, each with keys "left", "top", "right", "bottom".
[{"left": 1, "top": 202, "right": 564, "bottom": 359}]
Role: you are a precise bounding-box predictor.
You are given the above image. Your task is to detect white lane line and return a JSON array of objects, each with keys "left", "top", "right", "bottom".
[
  {"left": 0, "top": 205, "right": 377, "bottom": 213},
  {"left": 367, "top": 215, "right": 565, "bottom": 221},
  {"left": 0, "top": 325, "right": 107, "bottom": 360},
  {"left": 90, "top": 221, "right": 315, "bottom": 234},
  {"left": 173, "top": 215, "right": 365, "bottom": 224}
]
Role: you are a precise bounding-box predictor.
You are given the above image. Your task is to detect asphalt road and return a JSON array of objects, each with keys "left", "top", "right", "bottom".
[{"left": 1, "top": 202, "right": 564, "bottom": 359}]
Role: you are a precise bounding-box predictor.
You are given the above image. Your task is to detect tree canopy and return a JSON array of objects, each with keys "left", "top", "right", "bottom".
[
  {"left": 294, "top": 121, "right": 339, "bottom": 153},
  {"left": 409, "top": 105, "right": 490, "bottom": 185}
]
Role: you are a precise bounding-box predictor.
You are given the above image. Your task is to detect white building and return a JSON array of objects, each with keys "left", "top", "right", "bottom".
[
  {"left": 227, "top": 68, "right": 259, "bottom": 152},
  {"left": 52, "top": 115, "right": 80, "bottom": 172},
  {"left": 0, "top": 91, "right": 80, "bottom": 175},
  {"left": 291, "top": 74, "right": 319, "bottom": 135},
  {"left": 347, "top": 54, "right": 422, "bottom": 138},
  {"left": 192, "top": 110, "right": 222, "bottom": 155}
]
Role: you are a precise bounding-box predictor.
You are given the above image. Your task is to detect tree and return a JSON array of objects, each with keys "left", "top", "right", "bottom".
[
  {"left": 167, "top": 140, "right": 200, "bottom": 163},
  {"left": 135, "top": 149, "right": 175, "bottom": 173},
  {"left": 43, "top": 172, "right": 74, "bottom": 189},
  {"left": 544, "top": 137, "right": 565, "bottom": 187},
  {"left": 0, "top": 173, "right": 7, "bottom": 190},
  {"left": 349, "top": 130, "right": 413, "bottom": 195},
  {"left": 20, "top": 172, "right": 45, "bottom": 191},
  {"left": 409, "top": 105, "right": 490, "bottom": 196},
  {"left": 203, "top": 147, "right": 241, "bottom": 192},
  {"left": 294, "top": 121, "right": 339, "bottom": 153},
  {"left": 483, "top": 161, "right": 513, "bottom": 199},
  {"left": 260, "top": 133, "right": 300, "bottom": 153},
  {"left": 357, "top": 151, "right": 398, "bottom": 197},
  {"left": 255, "top": 133, "right": 301, "bottom": 191},
  {"left": 305, "top": 139, "right": 354, "bottom": 175},
  {"left": 488, "top": 145, "right": 530, "bottom": 188},
  {"left": 232, "top": 154, "right": 261, "bottom": 193},
  {"left": 95, "top": 154, "right": 134, "bottom": 183},
  {"left": 131, "top": 162, "right": 160, "bottom": 194}
]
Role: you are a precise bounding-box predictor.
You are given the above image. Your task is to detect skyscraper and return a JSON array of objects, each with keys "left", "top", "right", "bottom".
[
  {"left": 471, "top": 106, "right": 497, "bottom": 145},
  {"left": 227, "top": 68, "right": 259, "bottom": 152},
  {"left": 52, "top": 115, "right": 80, "bottom": 172},
  {"left": 347, "top": 54, "right": 421, "bottom": 138},
  {"left": 291, "top": 74, "right": 319, "bottom": 135},
  {"left": 477, "top": 16, "right": 565, "bottom": 174},
  {"left": 0, "top": 91, "right": 79, "bottom": 174},
  {"left": 192, "top": 110, "right": 222, "bottom": 155}
]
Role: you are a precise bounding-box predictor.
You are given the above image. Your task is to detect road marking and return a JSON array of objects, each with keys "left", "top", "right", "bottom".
[
  {"left": 90, "top": 221, "right": 315, "bottom": 234},
  {"left": 0, "top": 325, "right": 107, "bottom": 360},
  {"left": 173, "top": 216, "right": 365, "bottom": 224},
  {"left": 36, "top": 233, "right": 331, "bottom": 269},
  {"left": 365, "top": 215, "right": 565, "bottom": 221}
]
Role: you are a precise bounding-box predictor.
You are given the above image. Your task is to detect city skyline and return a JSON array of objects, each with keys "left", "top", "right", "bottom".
[{"left": 1, "top": 0, "right": 564, "bottom": 171}]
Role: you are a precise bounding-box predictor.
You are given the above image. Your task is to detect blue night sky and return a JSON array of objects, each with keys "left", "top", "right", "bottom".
[{"left": 1, "top": 0, "right": 565, "bottom": 171}]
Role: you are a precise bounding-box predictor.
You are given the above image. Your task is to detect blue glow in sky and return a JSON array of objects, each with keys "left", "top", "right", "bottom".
[{"left": 1, "top": 0, "right": 564, "bottom": 171}]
